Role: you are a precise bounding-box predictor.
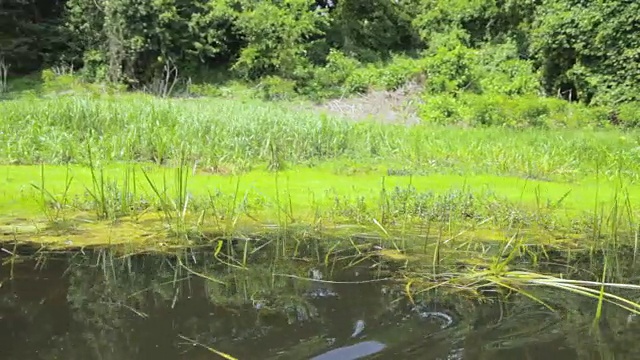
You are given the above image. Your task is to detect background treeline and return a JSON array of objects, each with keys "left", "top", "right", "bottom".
[{"left": 1, "top": 0, "right": 640, "bottom": 124}]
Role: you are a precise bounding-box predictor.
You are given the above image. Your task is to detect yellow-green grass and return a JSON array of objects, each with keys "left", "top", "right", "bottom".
[{"left": 1, "top": 162, "right": 637, "bottom": 248}]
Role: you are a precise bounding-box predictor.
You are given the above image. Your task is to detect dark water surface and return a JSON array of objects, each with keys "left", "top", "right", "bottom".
[{"left": 1, "top": 247, "right": 639, "bottom": 360}]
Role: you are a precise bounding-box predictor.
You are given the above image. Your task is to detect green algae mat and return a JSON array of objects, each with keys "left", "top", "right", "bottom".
[{"left": 0, "top": 163, "right": 637, "bottom": 249}]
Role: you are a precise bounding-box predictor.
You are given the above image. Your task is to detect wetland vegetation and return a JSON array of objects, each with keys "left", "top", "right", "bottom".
[{"left": 2, "top": 0, "right": 640, "bottom": 358}]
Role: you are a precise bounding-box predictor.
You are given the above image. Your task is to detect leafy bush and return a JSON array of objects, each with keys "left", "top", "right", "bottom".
[
  {"left": 530, "top": 0, "right": 640, "bottom": 105},
  {"left": 616, "top": 102, "right": 640, "bottom": 128},
  {"left": 377, "top": 56, "right": 425, "bottom": 90},
  {"left": 474, "top": 41, "right": 541, "bottom": 97},
  {"left": 416, "top": 37, "right": 601, "bottom": 129},
  {"left": 256, "top": 76, "right": 297, "bottom": 101},
  {"left": 303, "top": 53, "right": 427, "bottom": 98},
  {"left": 304, "top": 50, "right": 362, "bottom": 98},
  {"left": 418, "top": 94, "right": 461, "bottom": 125},
  {"left": 187, "top": 83, "right": 224, "bottom": 97},
  {"left": 80, "top": 50, "right": 109, "bottom": 83},
  {"left": 232, "top": 0, "right": 328, "bottom": 80},
  {"left": 41, "top": 69, "right": 79, "bottom": 93},
  {"left": 421, "top": 32, "right": 480, "bottom": 95},
  {"left": 419, "top": 93, "right": 611, "bottom": 129},
  {"left": 343, "top": 66, "right": 378, "bottom": 94},
  {"left": 40, "top": 68, "right": 126, "bottom": 96}
]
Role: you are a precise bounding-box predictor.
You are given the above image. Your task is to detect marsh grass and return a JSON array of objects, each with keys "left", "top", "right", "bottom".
[
  {"left": 86, "top": 144, "right": 109, "bottom": 219},
  {"left": 22, "top": 161, "right": 640, "bottom": 252},
  {"left": 30, "top": 163, "right": 74, "bottom": 223},
  {"left": 140, "top": 147, "right": 192, "bottom": 236},
  {"left": 1, "top": 95, "right": 640, "bottom": 183},
  {"left": 384, "top": 177, "right": 640, "bottom": 320},
  {"left": 402, "top": 194, "right": 640, "bottom": 320},
  {"left": 404, "top": 255, "right": 640, "bottom": 323}
]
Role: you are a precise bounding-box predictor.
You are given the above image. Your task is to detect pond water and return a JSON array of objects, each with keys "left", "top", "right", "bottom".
[{"left": 1, "top": 246, "right": 639, "bottom": 359}]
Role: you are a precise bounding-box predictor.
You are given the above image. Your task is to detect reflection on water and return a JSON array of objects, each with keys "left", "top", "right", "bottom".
[
  {"left": 1, "top": 246, "right": 639, "bottom": 360},
  {"left": 311, "top": 341, "right": 386, "bottom": 360}
]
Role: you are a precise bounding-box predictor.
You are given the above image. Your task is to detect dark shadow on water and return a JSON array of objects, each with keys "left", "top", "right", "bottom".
[{"left": 1, "top": 245, "right": 640, "bottom": 359}]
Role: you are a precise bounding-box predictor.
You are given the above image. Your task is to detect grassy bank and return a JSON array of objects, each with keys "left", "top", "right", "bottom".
[
  {"left": 0, "top": 166, "right": 636, "bottom": 257},
  {"left": 1, "top": 95, "right": 639, "bottom": 181},
  {"left": 0, "top": 94, "right": 639, "bottom": 251}
]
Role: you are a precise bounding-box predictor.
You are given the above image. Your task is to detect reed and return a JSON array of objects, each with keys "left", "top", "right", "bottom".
[{"left": 1, "top": 95, "right": 639, "bottom": 185}]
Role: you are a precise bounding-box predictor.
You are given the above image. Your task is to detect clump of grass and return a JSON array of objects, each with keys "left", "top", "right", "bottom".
[
  {"left": 30, "top": 163, "right": 74, "bottom": 224},
  {"left": 86, "top": 144, "right": 109, "bottom": 219},
  {"left": 82, "top": 145, "right": 149, "bottom": 221},
  {"left": 403, "top": 202, "right": 640, "bottom": 321},
  {"left": 407, "top": 266, "right": 640, "bottom": 319}
]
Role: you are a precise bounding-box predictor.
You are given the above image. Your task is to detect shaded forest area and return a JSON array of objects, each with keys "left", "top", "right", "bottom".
[{"left": 1, "top": 0, "right": 639, "bottom": 109}]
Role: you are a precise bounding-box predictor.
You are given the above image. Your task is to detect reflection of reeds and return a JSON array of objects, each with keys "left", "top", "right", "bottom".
[{"left": 8, "top": 242, "right": 640, "bottom": 359}]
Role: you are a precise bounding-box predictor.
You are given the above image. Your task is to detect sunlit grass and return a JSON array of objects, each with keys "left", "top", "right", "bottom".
[
  {"left": 0, "top": 94, "right": 639, "bottom": 183},
  {"left": 2, "top": 163, "right": 638, "bottom": 218}
]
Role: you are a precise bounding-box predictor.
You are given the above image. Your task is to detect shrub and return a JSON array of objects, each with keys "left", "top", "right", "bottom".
[
  {"left": 186, "top": 83, "right": 224, "bottom": 97},
  {"left": 457, "top": 94, "right": 508, "bottom": 127},
  {"left": 616, "top": 102, "right": 640, "bottom": 128},
  {"left": 40, "top": 68, "right": 126, "bottom": 96},
  {"left": 474, "top": 41, "right": 541, "bottom": 97},
  {"left": 343, "top": 66, "right": 378, "bottom": 94},
  {"left": 419, "top": 93, "right": 613, "bottom": 129},
  {"left": 418, "top": 94, "right": 461, "bottom": 125},
  {"left": 377, "top": 56, "right": 425, "bottom": 91},
  {"left": 41, "top": 69, "right": 79, "bottom": 93},
  {"left": 256, "top": 76, "right": 297, "bottom": 101},
  {"left": 303, "top": 53, "right": 428, "bottom": 99},
  {"left": 305, "top": 50, "right": 362, "bottom": 98}
]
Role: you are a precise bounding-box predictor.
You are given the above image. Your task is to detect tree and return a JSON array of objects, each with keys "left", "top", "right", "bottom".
[
  {"left": 0, "top": 0, "right": 69, "bottom": 73},
  {"left": 530, "top": 0, "right": 640, "bottom": 104}
]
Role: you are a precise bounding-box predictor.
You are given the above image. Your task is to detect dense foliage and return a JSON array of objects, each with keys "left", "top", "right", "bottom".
[{"left": 1, "top": 0, "right": 640, "bottom": 108}]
